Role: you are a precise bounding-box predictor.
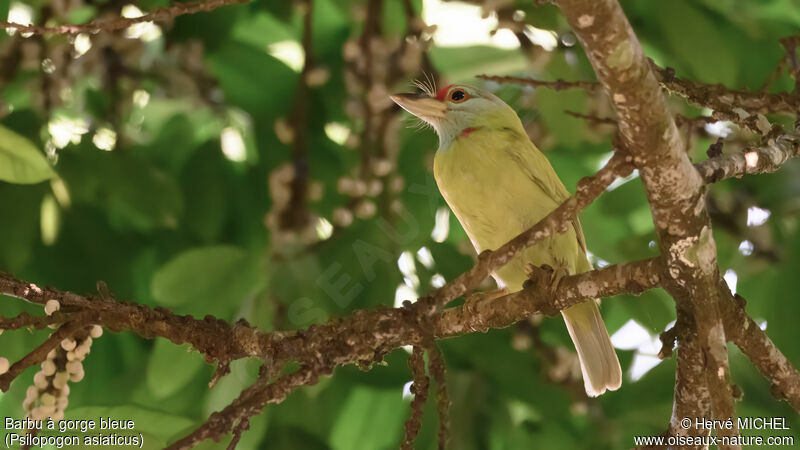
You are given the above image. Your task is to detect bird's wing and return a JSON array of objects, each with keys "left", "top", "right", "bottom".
[
  {"left": 572, "top": 218, "right": 588, "bottom": 255},
  {"left": 502, "top": 129, "right": 571, "bottom": 202},
  {"left": 502, "top": 128, "right": 589, "bottom": 255}
]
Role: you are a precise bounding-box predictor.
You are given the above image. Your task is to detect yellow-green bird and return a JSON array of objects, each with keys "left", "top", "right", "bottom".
[{"left": 391, "top": 84, "right": 621, "bottom": 396}]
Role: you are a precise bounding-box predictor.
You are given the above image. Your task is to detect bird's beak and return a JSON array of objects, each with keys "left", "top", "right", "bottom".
[{"left": 390, "top": 93, "right": 446, "bottom": 124}]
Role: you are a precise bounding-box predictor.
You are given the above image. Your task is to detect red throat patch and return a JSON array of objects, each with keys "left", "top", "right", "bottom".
[
  {"left": 459, "top": 127, "right": 478, "bottom": 138},
  {"left": 435, "top": 85, "right": 453, "bottom": 101}
]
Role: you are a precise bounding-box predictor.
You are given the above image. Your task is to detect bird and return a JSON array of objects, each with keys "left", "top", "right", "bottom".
[{"left": 390, "top": 83, "right": 621, "bottom": 396}]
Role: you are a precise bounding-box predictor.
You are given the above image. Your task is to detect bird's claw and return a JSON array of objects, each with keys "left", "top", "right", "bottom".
[
  {"left": 525, "top": 263, "right": 568, "bottom": 295},
  {"left": 464, "top": 288, "right": 508, "bottom": 312}
]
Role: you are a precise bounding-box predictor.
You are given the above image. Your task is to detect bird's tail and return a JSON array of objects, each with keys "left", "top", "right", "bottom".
[{"left": 561, "top": 300, "right": 622, "bottom": 397}]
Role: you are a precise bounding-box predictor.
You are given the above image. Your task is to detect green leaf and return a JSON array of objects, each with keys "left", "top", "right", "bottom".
[
  {"left": 429, "top": 46, "right": 527, "bottom": 82},
  {"left": 313, "top": 0, "right": 349, "bottom": 57},
  {"left": 655, "top": 0, "right": 739, "bottom": 86},
  {"left": 0, "top": 0, "right": 9, "bottom": 26},
  {"left": 204, "top": 359, "right": 260, "bottom": 416},
  {"left": 521, "top": 2, "right": 561, "bottom": 29},
  {"left": 150, "top": 245, "right": 267, "bottom": 321},
  {"left": 146, "top": 341, "right": 208, "bottom": 399},
  {"left": 180, "top": 144, "right": 230, "bottom": 243},
  {"left": 0, "top": 184, "right": 42, "bottom": 271},
  {"left": 207, "top": 41, "right": 297, "bottom": 117},
  {"left": 63, "top": 404, "right": 195, "bottom": 448},
  {"left": 264, "top": 425, "right": 331, "bottom": 450},
  {"left": 151, "top": 245, "right": 247, "bottom": 307},
  {"left": 40, "top": 193, "right": 60, "bottom": 245},
  {"left": 382, "top": 0, "right": 408, "bottom": 36},
  {"left": 104, "top": 160, "right": 184, "bottom": 232},
  {"left": 618, "top": 289, "right": 675, "bottom": 333},
  {"left": 0, "top": 124, "right": 54, "bottom": 184},
  {"left": 230, "top": 11, "right": 296, "bottom": 49},
  {"left": 68, "top": 5, "right": 97, "bottom": 24},
  {"left": 329, "top": 386, "right": 406, "bottom": 450}
]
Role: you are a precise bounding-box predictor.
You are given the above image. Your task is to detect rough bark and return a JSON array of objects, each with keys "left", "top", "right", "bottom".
[{"left": 556, "top": 0, "right": 739, "bottom": 446}]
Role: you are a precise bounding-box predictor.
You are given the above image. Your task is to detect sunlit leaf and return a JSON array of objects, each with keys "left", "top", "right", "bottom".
[{"left": 0, "top": 125, "right": 54, "bottom": 184}]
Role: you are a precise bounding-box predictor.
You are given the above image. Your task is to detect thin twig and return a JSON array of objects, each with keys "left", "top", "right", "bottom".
[
  {"left": 402, "top": 347, "right": 429, "bottom": 450},
  {"left": 478, "top": 74, "right": 600, "bottom": 91},
  {"left": 428, "top": 345, "right": 450, "bottom": 450},
  {"left": 696, "top": 127, "right": 800, "bottom": 183},
  {"left": 0, "top": 0, "right": 249, "bottom": 35},
  {"left": 481, "top": 65, "right": 800, "bottom": 116},
  {"left": 719, "top": 282, "right": 800, "bottom": 412},
  {"left": 279, "top": 0, "right": 314, "bottom": 230},
  {"left": 0, "top": 318, "right": 89, "bottom": 391},
  {"left": 780, "top": 36, "right": 800, "bottom": 93},
  {"left": 166, "top": 366, "right": 319, "bottom": 449}
]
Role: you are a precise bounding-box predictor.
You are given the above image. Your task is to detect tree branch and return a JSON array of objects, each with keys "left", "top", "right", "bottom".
[
  {"left": 3, "top": 123, "right": 799, "bottom": 445},
  {"left": 0, "top": 318, "right": 89, "bottom": 391},
  {"left": 477, "top": 74, "right": 600, "bottom": 92},
  {"left": 481, "top": 63, "right": 800, "bottom": 117},
  {"left": 779, "top": 36, "right": 800, "bottom": 92},
  {"left": 555, "top": 0, "right": 739, "bottom": 446},
  {"left": 171, "top": 257, "right": 667, "bottom": 446},
  {"left": 0, "top": 0, "right": 249, "bottom": 35},
  {"left": 402, "top": 346, "right": 429, "bottom": 450},
  {"left": 696, "top": 126, "right": 800, "bottom": 183},
  {"left": 718, "top": 282, "right": 800, "bottom": 412},
  {"left": 0, "top": 149, "right": 634, "bottom": 405},
  {"left": 435, "top": 257, "right": 662, "bottom": 339},
  {"left": 652, "top": 62, "right": 800, "bottom": 116},
  {"left": 166, "top": 365, "right": 320, "bottom": 450},
  {"left": 278, "top": 0, "right": 314, "bottom": 231},
  {"left": 0, "top": 273, "right": 271, "bottom": 391},
  {"left": 4, "top": 116, "right": 799, "bottom": 442}
]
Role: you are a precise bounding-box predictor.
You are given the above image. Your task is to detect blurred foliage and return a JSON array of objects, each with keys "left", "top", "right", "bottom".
[{"left": 1, "top": 0, "right": 800, "bottom": 448}]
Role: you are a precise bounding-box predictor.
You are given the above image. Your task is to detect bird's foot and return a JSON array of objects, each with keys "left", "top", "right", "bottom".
[
  {"left": 524, "top": 263, "right": 553, "bottom": 290},
  {"left": 525, "top": 263, "right": 568, "bottom": 295},
  {"left": 464, "top": 288, "right": 508, "bottom": 312}
]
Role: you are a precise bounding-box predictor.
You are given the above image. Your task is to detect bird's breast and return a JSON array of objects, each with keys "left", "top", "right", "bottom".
[{"left": 433, "top": 132, "right": 550, "bottom": 252}]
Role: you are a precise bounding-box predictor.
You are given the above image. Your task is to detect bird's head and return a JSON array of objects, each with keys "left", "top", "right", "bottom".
[{"left": 390, "top": 84, "right": 520, "bottom": 149}]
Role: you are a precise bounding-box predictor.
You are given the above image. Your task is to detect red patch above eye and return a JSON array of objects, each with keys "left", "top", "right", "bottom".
[{"left": 436, "top": 84, "right": 453, "bottom": 101}]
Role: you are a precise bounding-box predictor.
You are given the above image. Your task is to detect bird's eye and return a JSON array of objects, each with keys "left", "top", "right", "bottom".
[{"left": 449, "top": 89, "right": 469, "bottom": 103}]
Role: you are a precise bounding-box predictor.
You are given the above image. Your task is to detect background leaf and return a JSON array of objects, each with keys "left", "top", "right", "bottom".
[
  {"left": 146, "top": 341, "right": 208, "bottom": 399},
  {"left": 0, "top": 125, "right": 54, "bottom": 184}
]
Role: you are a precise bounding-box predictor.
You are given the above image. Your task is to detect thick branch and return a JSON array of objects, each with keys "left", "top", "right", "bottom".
[
  {"left": 436, "top": 257, "right": 662, "bottom": 338},
  {"left": 718, "top": 283, "right": 800, "bottom": 412},
  {"left": 0, "top": 274, "right": 270, "bottom": 381},
  {"left": 556, "top": 0, "right": 738, "bottom": 445}
]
